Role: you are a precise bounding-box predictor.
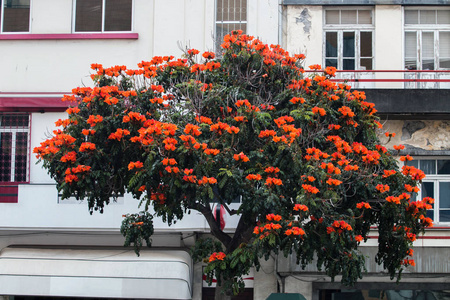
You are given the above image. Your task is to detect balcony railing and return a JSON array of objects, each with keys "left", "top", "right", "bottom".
[{"left": 305, "top": 70, "right": 450, "bottom": 89}]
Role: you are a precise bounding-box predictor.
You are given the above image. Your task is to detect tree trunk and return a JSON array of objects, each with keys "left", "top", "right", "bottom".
[{"left": 214, "top": 280, "right": 232, "bottom": 300}]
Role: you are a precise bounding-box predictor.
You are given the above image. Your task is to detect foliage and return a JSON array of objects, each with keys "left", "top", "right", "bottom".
[{"left": 34, "top": 31, "right": 433, "bottom": 295}]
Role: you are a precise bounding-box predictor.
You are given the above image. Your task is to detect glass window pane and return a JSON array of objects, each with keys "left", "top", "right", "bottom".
[
  {"left": 422, "top": 32, "right": 435, "bottom": 58},
  {"left": 439, "top": 32, "right": 450, "bottom": 69},
  {"left": 440, "top": 210, "right": 450, "bottom": 222},
  {"left": 341, "top": 10, "right": 357, "bottom": 24},
  {"left": 420, "top": 10, "right": 437, "bottom": 24},
  {"left": 0, "top": 115, "right": 29, "bottom": 127},
  {"left": 75, "top": 0, "right": 102, "bottom": 32},
  {"left": 421, "top": 160, "right": 436, "bottom": 174},
  {"left": 15, "top": 132, "right": 28, "bottom": 182},
  {"left": 343, "top": 59, "right": 355, "bottom": 70},
  {"left": 325, "top": 59, "right": 337, "bottom": 68},
  {"left": 326, "top": 32, "right": 338, "bottom": 57},
  {"left": 360, "top": 32, "right": 372, "bottom": 57},
  {"left": 358, "top": 10, "right": 372, "bottom": 24},
  {"left": 405, "top": 32, "right": 417, "bottom": 69},
  {"left": 325, "top": 10, "right": 339, "bottom": 24},
  {"left": 423, "top": 59, "right": 435, "bottom": 70},
  {"left": 405, "top": 10, "right": 419, "bottom": 24},
  {"left": 422, "top": 182, "right": 435, "bottom": 199},
  {"left": 105, "top": 0, "right": 132, "bottom": 31},
  {"left": 437, "top": 10, "right": 450, "bottom": 24},
  {"left": 0, "top": 132, "right": 12, "bottom": 182},
  {"left": 343, "top": 32, "right": 355, "bottom": 57},
  {"left": 437, "top": 160, "right": 450, "bottom": 174},
  {"left": 409, "top": 160, "right": 419, "bottom": 168},
  {"left": 360, "top": 58, "right": 372, "bottom": 70},
  {"left": 3, "top": 0, "right": 30, "bottom": 32},
  {"left": 439, "top": 182, "right": 450, "bottom": 208}
]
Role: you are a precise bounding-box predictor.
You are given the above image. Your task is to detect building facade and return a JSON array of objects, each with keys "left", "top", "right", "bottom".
[{"left": 0, "top": 0, "right": 449, "bottom": 299}]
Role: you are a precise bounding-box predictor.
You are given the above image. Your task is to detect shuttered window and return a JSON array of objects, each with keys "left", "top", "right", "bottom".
[{"left": 404, "top": 9, "right": 450, "bottom": 70}]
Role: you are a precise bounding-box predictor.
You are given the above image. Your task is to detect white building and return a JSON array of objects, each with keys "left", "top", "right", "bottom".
[{"left": 0, "top": 0, "right": 449, "bottom": 299}]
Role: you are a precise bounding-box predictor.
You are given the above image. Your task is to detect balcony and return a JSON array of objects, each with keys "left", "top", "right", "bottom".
[{"left": 306, "top": 70, "right": 450, "bottom": 117}]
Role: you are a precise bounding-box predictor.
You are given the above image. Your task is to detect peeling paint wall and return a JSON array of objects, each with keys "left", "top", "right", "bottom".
[
  {"left": 380, "top": 120, "right": 450, "bottom": 152},
  {"left": 285, "top": 6, "right": 323, "bottom": 66}
]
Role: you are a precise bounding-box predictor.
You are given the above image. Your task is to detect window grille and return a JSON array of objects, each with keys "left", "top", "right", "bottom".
[
  {"left": 215, "top": 0, "right": 247, "bottom": 50},
  {"left": 0, "top": 113, "right": 30, "bottom": 183}
]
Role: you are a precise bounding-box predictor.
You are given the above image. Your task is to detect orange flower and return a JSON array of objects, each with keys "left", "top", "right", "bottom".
[
  {"left": 66, "top": 107, "right": 80, "bottom": 114},
  {"left": 79, "top": 142, "right": 96, "bottom": 152},
  {"left": 393, "top": 144, "right": 405, "bottom": 151},
  {"left": 338, "top": 106, "right": 355, "bottom": 118},
  {"left": 266, "top": 214, "right": 282, "bottom": 221},
  {"left": 246, "top": 174, "right": 262, "bottom": 181},
  {"left": 202, "top": 51, "right": 215, "bottom": 59},
  {"left": 293, "top": 204, "right": 308, "bottom": 211},
  {"left": 233, "top": 152, "right": 249, "bottom": 162},
  {"left": 400, "top": 155, "right": 413, "bottom": 162},
  {"left": 128, "top": 161, "right": 144, "bottom": 170},
  {"left": 356, "top": 202, "right": 371, "bottom": 209},
  {"left": 265, "top": 177, "right": 283, "bottom": 186},
  {"left": 355, "top": 235, "right": 363, "bottom": 242},
  {"left": 312, "top": 106, "right": 326, "bottom": 116},
  {"left": 376, "top": 184, "right": 390, "bottom": 193},
  {"left": 86, "top": 115, "right": 103, "bottom": 127},
  {"left": 302, "top": 184, "right": 319, "bottom": 194}
]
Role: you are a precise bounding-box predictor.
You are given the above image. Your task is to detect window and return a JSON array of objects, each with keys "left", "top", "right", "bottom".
[
  {"left": 74, "top": 0, "right": 132, "bottom": 32},
  {"left": 0, "top": 114, "right": 30, "bottom": 184},
  {"left": 410, "top": 159, "right": 450, "bottom": 223},
  {"left": 215, "top": 0, "right": 247, "bottom": 50},
  {"left": 0, "top": 0, "right": 30, "bottom": 33},
  {"left": 324, "top": 8, "right": 374, "bottom": 70},
  {"left": 404, "top": 9, "right": 450, "bottom": 70}
]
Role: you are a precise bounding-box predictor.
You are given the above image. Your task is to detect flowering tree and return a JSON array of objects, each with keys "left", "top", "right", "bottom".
[{"left": 34, "top": 31, "right": 433, "bottom": 297}]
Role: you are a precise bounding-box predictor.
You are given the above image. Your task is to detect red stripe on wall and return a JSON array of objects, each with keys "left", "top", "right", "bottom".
[{"left": 0, "top": 185, "right": 18, "bottom": 203}]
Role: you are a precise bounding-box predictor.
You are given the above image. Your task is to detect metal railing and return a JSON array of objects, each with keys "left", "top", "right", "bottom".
[{"left": 305, "top": 70, "right": 450, "bottom": 89}]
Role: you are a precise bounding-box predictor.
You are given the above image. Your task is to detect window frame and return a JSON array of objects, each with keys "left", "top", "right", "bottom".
[
  {"left": 408, "top": 157, "right": 450, "bottom": 224},
  {"left": 215, "top": 0, "right": 248, "bottom": 51},
  {"left": 323, "top": 7, "right": 375, "bottom": 71},
  {"left": 72, "top": 0, "right": 134, "bottom": 33},
  {"left": 0, "top": 113, "right": 31, "bottom": 185},
  {"left": 0, "top": 0, "right": 32, "bottom": 34},
  {"left": 404, "top": 7, "right": 450, "bottom": 70}
]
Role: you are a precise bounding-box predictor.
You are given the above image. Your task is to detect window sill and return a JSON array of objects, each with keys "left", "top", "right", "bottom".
[{"left": 0, "top": 33, "right": 139, "bottom": 40}]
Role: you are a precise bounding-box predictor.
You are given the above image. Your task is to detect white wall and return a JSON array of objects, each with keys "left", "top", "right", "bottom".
[
  {"left": 248, "top": 0, "right": 280, "bottom": 45},
  {"left": 374, "top": 5, "right": 404, "bottom": 88}
]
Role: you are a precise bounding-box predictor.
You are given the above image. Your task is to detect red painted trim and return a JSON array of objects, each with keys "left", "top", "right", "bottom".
[
  {"left": 0, "top": 92, "right": 68, "bottom": 95},
  {"left": 0, "top": 33, "right": 139, "bottom": 40},
  {"left": 367, "top": 235, "right": 450, "bottom": 239},
  {"left": 0, "top": 185, "right": 18, "bottom": 203},
  {"left": 304, "top": 70, "right": 450, "bottom": 73},
  {"left": 0, "top": 96, "right": 71, "bottom": 112}
]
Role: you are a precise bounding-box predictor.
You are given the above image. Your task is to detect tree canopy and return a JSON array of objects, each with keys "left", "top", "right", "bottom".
[{"left": 34, "top": 31, "right": 433, "bottom": 296}]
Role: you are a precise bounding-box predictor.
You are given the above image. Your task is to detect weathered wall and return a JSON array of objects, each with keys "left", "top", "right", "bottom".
[
  {"left": 381, "top": 120, "right": 450, "bottom": 153},
  {"left": 285, "top": 6, "right": 323, "bottom": 66}
]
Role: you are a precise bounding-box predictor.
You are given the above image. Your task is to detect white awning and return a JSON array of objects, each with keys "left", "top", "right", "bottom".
[{"left": 0, "top": 247, "right": 192, "bottom": 299}]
